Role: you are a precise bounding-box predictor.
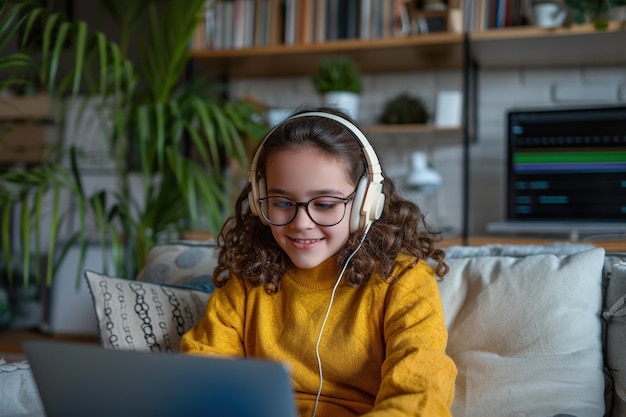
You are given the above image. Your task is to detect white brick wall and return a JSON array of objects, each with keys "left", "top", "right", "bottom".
[{"left": 231, "top": 65, "right": 626, "bottom": 237}]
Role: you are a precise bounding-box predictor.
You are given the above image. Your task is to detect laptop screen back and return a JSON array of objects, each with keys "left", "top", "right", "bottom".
[
  {"left": 24, "top": 340, "right": 298, "bottom": 417},
  {"left": 506, "top": 105, "right": 626, "bottom": 223}
]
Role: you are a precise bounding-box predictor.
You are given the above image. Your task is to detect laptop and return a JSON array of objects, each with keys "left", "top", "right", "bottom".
[
  {"left": 24, "top": 340, "right": 298, "bottom": 417},
  {"left": 486, "top": 105, "right": 626, "bottom": 238}
]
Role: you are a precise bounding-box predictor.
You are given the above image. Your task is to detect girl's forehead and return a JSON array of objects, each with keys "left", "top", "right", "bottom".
[
  {"left": 266, "top": 146, "right": 344, "bottom": 167},
  {"left": 265, "top": 148, "right": 355, "bottom": 190}
]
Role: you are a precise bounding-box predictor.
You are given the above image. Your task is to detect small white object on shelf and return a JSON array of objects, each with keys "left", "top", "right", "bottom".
[
  {"left": 405, "top": 151, "right": 441, "bottom": 192},
  {"left": 435, "top": 90, "right": 463, "bottom": 127}
]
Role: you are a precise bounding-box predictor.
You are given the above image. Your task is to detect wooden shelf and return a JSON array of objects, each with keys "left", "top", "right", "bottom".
[
  {"left": 190, "top": 33, "right": 465, "bottom": 78},
  {"left": 470, "top": 22, "right": 626, "bottom": 68},
  {"left": 190, "top": 23, "right": 626, "bottom": 75}
]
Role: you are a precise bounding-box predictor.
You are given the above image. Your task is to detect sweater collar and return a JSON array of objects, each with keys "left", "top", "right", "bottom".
[{"left": 286, "top": 256, "right": 343, "bottom": 290}]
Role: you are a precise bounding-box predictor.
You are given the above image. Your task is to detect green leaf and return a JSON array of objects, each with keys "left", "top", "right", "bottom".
[
  {"left": 46, "top": 186, "right": 61, "bottom": 286},
  {"left": 1, "top": 202, "right": 12, "bottom": 283},
  {"left": 72, "top": 21, "right": 88, "bottom": 93},
  {"left": 20, "top": 197, "right": 31, "bottom": 287}
]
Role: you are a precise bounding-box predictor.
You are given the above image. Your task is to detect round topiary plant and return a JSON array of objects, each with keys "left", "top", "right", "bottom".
[{"left": 379, "top": 93, "right": 429, "bottom": 124}]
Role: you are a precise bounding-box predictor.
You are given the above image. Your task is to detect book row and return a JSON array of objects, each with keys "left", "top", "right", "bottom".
[{"left": 192, "top": 0, "right": 445, "bottom": 51}]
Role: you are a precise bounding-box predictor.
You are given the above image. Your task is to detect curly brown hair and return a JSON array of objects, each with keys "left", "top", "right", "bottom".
[{"left": 213, "top": 107, "right": 448, "bottom": 294}]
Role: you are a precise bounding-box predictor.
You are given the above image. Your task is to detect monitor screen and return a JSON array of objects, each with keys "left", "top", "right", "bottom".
[{"left": 506, "top": 105, "right": 626, "bottom": 223}]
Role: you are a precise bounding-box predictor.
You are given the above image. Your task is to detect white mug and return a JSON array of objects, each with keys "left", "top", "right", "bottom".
[{"left": 532, "top": 3, "right": 567, "bottom": 28}]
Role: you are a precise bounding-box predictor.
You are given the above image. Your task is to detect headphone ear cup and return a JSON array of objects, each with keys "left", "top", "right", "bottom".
[
  {"left": 350, "top": 177, "right": 368, "bottom": 233},
  {"left": 249, "top": 177, "right": 268, "bottom": 224}
]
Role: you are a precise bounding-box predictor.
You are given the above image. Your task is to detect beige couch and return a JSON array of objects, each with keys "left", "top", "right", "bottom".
[{"left": 1, "top": 241, "right": 625, "bottom": 417}]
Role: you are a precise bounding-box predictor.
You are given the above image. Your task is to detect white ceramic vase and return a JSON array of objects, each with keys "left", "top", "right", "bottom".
[{"left": 323, "top": 91, "right": 360, "bottom": 120}]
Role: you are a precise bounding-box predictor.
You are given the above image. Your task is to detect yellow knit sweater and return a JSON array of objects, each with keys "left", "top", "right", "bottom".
[{"left": 180, "top": 253, "right": 456, "bottom": 416}]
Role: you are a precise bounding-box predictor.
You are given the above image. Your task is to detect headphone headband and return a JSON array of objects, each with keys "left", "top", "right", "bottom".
[{"left": 248, "top": 111, "right": 385, "bottom": 231}]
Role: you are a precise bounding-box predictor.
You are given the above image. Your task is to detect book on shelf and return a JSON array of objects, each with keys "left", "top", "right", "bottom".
[
  {"left": 299, "top": 0, "right": 315, "bottom": 44},
  {"left": 465, "top": 0, "right": 531, "bottom": 32},
  {"left": 253, "top": 0, "right": 266, "bottom": 46},
  {"left": 314, "top": 0, "right": 327, "bottom": 43},
  {"left": 283, "top": 0, "right": 296, "bottom": 45}
]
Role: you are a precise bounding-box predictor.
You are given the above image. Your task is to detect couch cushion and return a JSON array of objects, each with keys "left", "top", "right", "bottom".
[
  {"left": 439, "top": 247, "right": 606, "bottom": 417},
  {"left": 85, "top": 270, "right": 211, "bottom": 352},
  {"left": 603, "top": 259, "right": 626, "bottom": 416}
]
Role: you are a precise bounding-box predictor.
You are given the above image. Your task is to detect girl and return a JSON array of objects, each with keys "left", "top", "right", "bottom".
[{"left": 181, "top": 107, "right": 457, "bottom": 416}]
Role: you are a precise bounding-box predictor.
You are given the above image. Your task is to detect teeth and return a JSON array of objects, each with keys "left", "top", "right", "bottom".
[{"left": 295, "top": 239, "right": 319, "bottom": 244}]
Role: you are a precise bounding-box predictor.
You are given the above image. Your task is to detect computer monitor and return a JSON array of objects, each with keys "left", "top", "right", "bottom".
[{"left": 488, "top": 105, "right": 626, "bottom": 237}]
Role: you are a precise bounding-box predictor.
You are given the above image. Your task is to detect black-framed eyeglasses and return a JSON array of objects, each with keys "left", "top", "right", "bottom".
[{"left": 258, "top": 192, "right": 356, "bottom": 227}]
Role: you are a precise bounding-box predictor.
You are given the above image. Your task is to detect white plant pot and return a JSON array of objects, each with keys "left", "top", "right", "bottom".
[
  {"left": 609, "top": 6, "right": 626, "bottom": 21},
  {"left": 323, "top": 91, "right": 360, "bottom": 120}
]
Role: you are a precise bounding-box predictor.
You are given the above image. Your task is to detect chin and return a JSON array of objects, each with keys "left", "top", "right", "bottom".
[
  {"left": 289, "top": 257, "right": 325, "bottom": 270},
  {"left": 286, "top": 251, "right": 332, "bottom": 270}
]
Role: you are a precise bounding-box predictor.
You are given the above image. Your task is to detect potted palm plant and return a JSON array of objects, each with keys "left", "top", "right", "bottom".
[
  {"left": 0, "top": 0, "right": 266, "bottom": 289},
  {"left": 311, "top": 57, "right": 362, "bottom": 120}
]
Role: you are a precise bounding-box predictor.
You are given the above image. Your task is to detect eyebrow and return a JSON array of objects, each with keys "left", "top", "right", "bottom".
[{"left": 266, "top": 187, "right": 349, "bottom": 197}]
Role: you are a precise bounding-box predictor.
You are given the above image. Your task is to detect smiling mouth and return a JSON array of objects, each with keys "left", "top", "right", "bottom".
[{"left": 290, "top": 237, "right": 322, "bottom": 244}]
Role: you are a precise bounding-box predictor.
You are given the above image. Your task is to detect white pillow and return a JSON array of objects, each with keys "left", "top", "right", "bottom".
[
  {"left": 85, "top": 270, "right": 211, "bottom": 352},
  {"left": 439, "top": 247, "right": 606, "bottom": 417}
]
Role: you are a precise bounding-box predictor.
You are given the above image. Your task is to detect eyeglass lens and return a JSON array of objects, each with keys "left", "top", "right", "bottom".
[{"left": 260, "top": 196, "right": 350, "bottom": 226}]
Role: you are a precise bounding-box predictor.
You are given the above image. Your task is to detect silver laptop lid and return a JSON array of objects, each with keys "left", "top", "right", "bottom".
[{"left": 24, "top": 340, "right": 297, "bottom": 417}]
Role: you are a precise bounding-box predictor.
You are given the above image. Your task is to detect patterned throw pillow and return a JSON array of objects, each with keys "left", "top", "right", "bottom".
[{"left": 85, "top": 270, "right": 211, "bottom": 352}]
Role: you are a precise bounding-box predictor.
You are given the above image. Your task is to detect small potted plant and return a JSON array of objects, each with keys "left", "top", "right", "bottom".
[
  {"left": 311, "top": 57, "right": 363, "bottom": 119},
  {"left": 564, "top": 0, "right": 610, "bottom": 28}
]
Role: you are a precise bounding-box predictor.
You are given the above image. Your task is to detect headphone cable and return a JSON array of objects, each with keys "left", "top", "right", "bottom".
[{"left": 311, "top": 223, "right": 372, "bottom": 417}]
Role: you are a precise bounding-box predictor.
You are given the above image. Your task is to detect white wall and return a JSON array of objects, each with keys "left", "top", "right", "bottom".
[{"left": 230, "top": 65, "right": 626, "bottom": 236}]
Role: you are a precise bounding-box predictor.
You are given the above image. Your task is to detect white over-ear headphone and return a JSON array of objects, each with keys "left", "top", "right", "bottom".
[{"left": 248, "top": 111, "right": 385, "bottom": 232}]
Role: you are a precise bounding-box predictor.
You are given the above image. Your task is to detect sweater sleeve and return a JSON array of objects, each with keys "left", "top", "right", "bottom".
[
  {"left": 364, "top": 262, "right": 457, "bottom": 416},
  {"left": 180, "top": 276, "right": 247, "bottom": 357}
]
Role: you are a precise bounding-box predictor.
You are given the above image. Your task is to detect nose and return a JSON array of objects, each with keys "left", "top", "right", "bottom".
[{"left": 290, "top": 205, "right": 315, "bottom": 229}]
